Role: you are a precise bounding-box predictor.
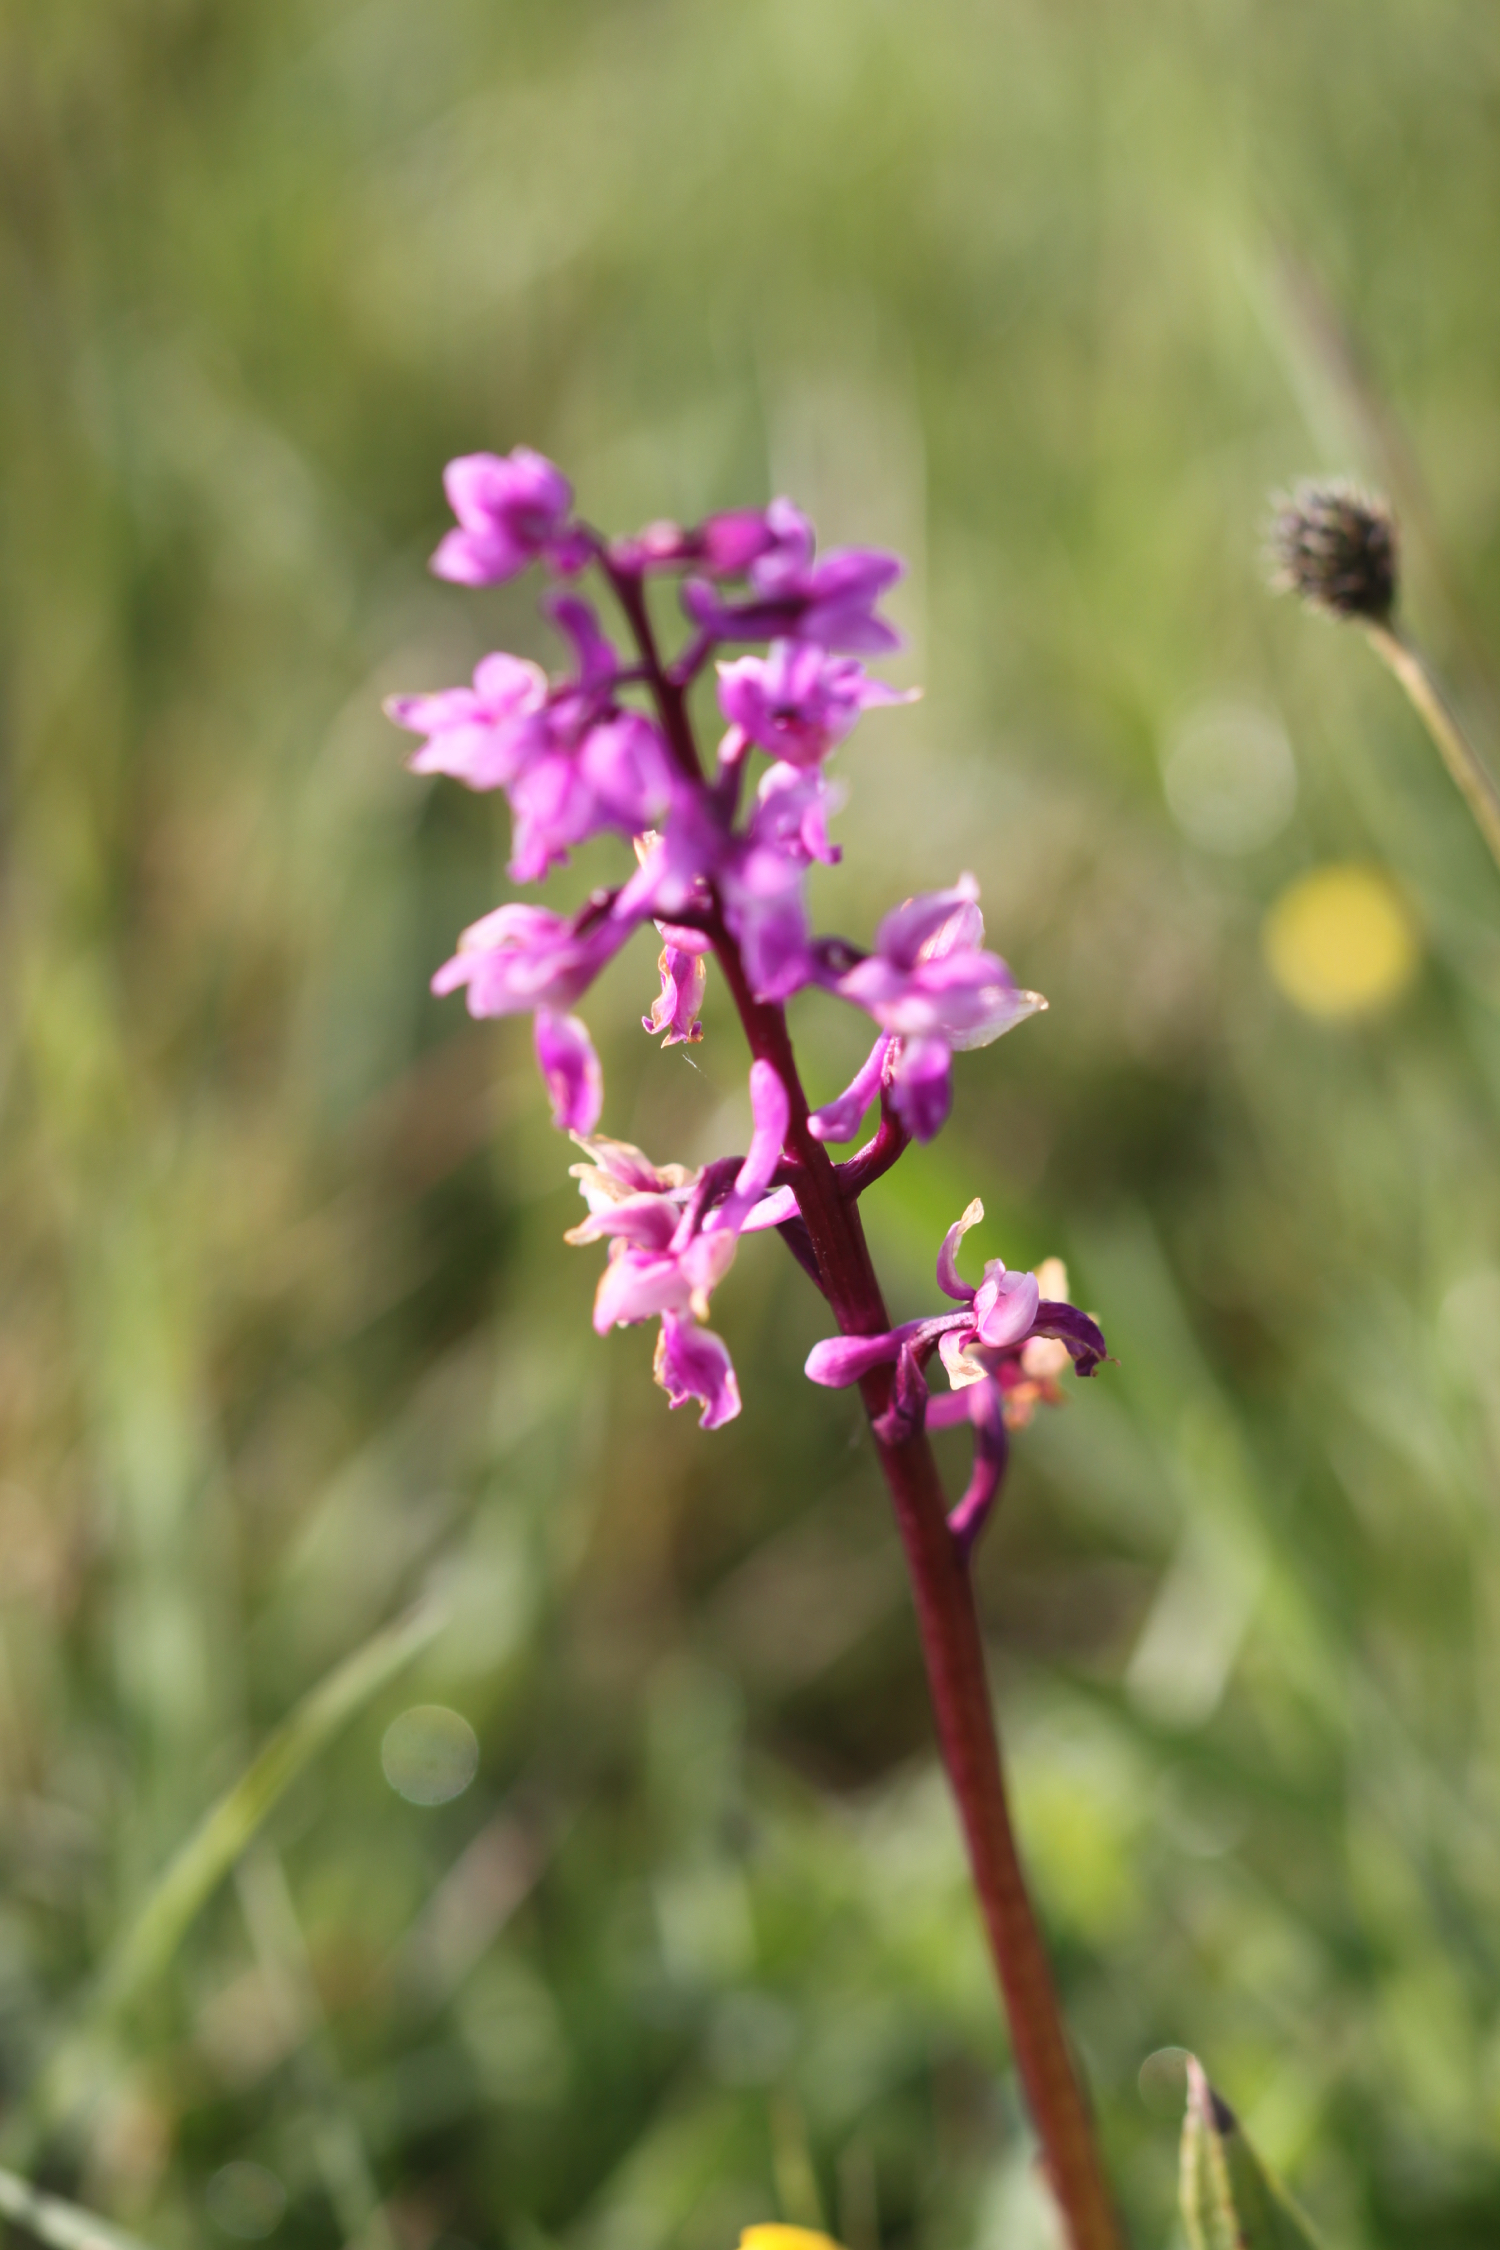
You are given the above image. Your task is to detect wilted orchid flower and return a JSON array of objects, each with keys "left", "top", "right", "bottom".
[
  {"left": 643, "top": 940, "right": 708, "bottom": 1046},
  {"left": 804, "top": 1201, "right": 1105, "bottom": 1553}
]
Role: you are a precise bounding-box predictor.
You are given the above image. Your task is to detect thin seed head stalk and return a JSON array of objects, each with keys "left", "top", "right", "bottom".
[
  {"left": 387, "top": 451, "right": 1125, "bottom": 2250},
  {"left": 1269, "top": 478, "right": 1500, "bottom": 875}
]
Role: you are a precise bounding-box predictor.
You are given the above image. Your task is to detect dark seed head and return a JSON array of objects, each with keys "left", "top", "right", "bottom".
[{"left": 1268, "top": 480, "right": 1398, "bottom": 623}]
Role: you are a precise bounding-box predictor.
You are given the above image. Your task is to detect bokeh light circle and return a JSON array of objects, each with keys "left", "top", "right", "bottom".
[
  {"left": 1162, "top": 701, "right": 1297, "bottom": 855},
  {"left": 381, "top": 1704, "right": 480, "bottom": 1805}
]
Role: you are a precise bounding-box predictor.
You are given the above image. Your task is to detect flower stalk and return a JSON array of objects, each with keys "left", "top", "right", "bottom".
[
  {"left": 709, "top": 914, "right": 1122, "bottom": 2250},
  {"left": 1364, "top": 620, "right": 1500, "bottom": 875}
]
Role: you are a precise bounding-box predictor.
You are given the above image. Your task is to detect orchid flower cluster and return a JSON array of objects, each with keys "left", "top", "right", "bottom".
[{"left": 388, "top": 446, "right": 1106, "bottom": 1547}]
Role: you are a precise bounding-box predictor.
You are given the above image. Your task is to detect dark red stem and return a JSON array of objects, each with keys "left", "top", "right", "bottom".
[{"left": 711, "top": 933, "right": 1124, "bottom": 2250}]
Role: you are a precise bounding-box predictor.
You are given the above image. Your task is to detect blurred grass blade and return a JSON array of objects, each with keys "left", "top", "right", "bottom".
[
  {"left": 8, "top": 1594, "right": 453, "bottom": 2160},
  {"left": 1180, "top": 2057, "right": 1324, "bottom": 2250},
  {"left": 98, "top": 1591, "right": 451, "bottom": 2017},
  {"left": 0, "top": 2163, "right": 161, "bottom": 2250}
]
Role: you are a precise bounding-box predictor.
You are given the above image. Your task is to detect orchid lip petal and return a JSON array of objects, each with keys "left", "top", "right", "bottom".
[
  {"left": 948, "top": 988, "right": 1048, "bottom": 1051},
  {"left": 740, "top": 1185, "right": 800, "bottom": 1231},
  {"left": 534, "top": 1008, "right": 602, "bottom": 1135},
  {"left": 973, "top": 1266, "right": 1041, "bottom": 1349},
  {"left": 936, "top": 1199, "right": 985, "bottom": 1301}
]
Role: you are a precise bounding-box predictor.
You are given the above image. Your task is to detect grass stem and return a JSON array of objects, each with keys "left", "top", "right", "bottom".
[{"left": 1366, "top": 622, "right": 1500, "bottom": 875}]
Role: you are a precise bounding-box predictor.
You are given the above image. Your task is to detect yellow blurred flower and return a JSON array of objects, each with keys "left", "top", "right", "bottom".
[
  {"left": 1262, "top": 862, "right": 1419, "bottom": 1020},
  {"left": 739, "top": 2230, "right": 846, "bottom": 2250}
]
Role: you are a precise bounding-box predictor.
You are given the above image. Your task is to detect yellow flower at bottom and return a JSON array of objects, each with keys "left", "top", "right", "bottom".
[
  {"left": 1262, "top": 862, "right": 1419, "bottom": 1020},
  {"left": 739, "top": 2229, "right": 847, "bottom": 2250}
]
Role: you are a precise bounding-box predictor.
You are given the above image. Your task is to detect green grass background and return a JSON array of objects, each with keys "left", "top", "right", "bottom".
[{"left": 5, "top": 3, "right": 1500, "bottom": 2246}]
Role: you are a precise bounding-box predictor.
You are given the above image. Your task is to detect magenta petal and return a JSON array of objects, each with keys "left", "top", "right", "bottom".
[
  {"left": 738, "top": 1184, "right": 800, "bottom": 1231},
  {"left": 1030, "top": 1300, "right": 1109, "bottom": 1376},
  {"left": 973, "top": 1266, "right": 1041, "bottom": 1348},
  {"left": 472, "top": 651, "right": 550, "bottom": 711},
  {"left": 444, "top": 448, "right": 571, "bottom": 533},
  {"left": 704, "top": 1060, "right": 791, "bottom": 1239},
  {"left": 887, "top": 1036, "right": 952, "bottom": 1142},
  {"left": 385, "top": 686, "right": 483, "bottom": 733},
  {"left": 936, "top": 1198, "right": 984, "bottom": 1301},
  {"left": 593, "top": 1247, "right": 690, "bottom": 1332},
  {"left": 580, "top": 713, "right": 672, "bottom": 828},
  {"left": 544, "top": 593, "right": 618, "bottom": 689},
  {"left": 804, "top": 1331, "right": 903, "bottom": 1387},
  {"left": 728, "top": 879, "right": 815, "bottom": 1002},
  {"left": 643, "top": 943, "right": 707, "bottom": 1046},
  {"left": 534, "top": 1009, "right": 602, "bottom": 1135},
  {"left": 430, "top": 527, "right": 525, "bottom": 585},
  {"left": 874, "top": 878, "right": 982, "bottom": 969},
  {"left": 808, "top": 1034, "right": 891, "bottom": 1144},
  {"left": 702, "top": 511, "right": 776, "bottom": 575},
  {"left": 740, "top": 1061, "right": 790, "bottom": 1196},
  {"left": 654, "top": 1312, "right": 741, "bottom": 1429}
]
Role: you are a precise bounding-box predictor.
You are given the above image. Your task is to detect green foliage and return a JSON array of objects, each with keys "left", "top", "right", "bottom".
[
  {"left": 4, "top": 3, "right": 1500, "bottom": 2249},
  {"left": 1180, "top": 2058, "right": 1324, "bottom": 2250}
]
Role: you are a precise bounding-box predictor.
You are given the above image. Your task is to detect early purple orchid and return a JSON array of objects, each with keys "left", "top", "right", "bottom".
[
  {"left": 682, "top": 499, "right": 905, "bottom": 654},
  {"left": 393, "top": 444, "right": 1094, "bottom": 1497},
  {"left": 388, "top": 447, "right": 1120, "bottom": 2233},
  {"left": 430, "top": 448, "right": 591, "bottom": 584},
  {"left": 389, "top": 600, "right": 671, "bottom": 883},
  {"left": 820, "top": 877, "right": 1046, "bottom": 1140},
  {"left": 431, "top": 899, "right": 638, "bottom": 1024},
  {"left": 386, "top": 653, "right": 549, "bottom": 791},
  {"left": 718, "top": 640, "right": 917, "bottom": 768}
]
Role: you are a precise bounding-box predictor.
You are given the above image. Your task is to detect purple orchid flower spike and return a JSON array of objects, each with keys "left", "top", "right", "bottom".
[
  {"left": 397, "top": 451, "right": 1121, "bottom": 2244},
  {"left": 431, "top": 447, "right": 590, "bottom": 584}
]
